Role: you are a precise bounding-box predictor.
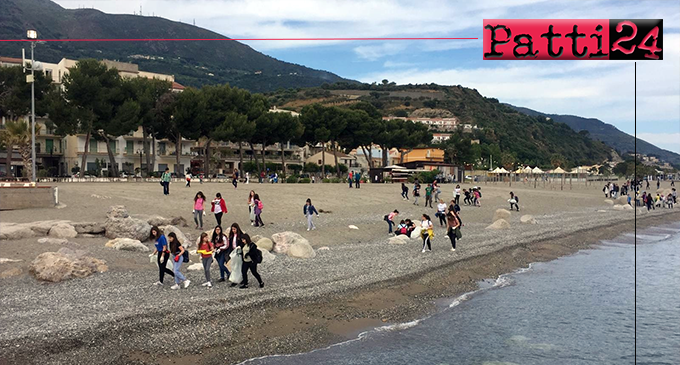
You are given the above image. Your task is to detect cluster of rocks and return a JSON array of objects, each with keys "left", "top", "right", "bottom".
[
  {"left": 0, "top": 220, "right": 105, "bottom": 240},
  {"left": 485, "top": 209, "right": 537, "bottom": 230}
]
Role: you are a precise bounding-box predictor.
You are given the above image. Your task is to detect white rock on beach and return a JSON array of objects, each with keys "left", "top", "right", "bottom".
[
  {"left": 38, "top": 237, "right": 69, "bottom": 245},
  {"left": 29, "top": 248, "right": 107, "bottom": 283},
  {"left": 271, "top": 231, "right": 309, "bottom": 254},
  {"left": 107, "top": 205, "right": 130, "bottom": 219},
  {"left": 623, "top": 204, "right": 634, "bottom": 210},
  {"left": 410, "top": 226, "right": 422, "bottom": 239},
  {"left": 105, "top": 238, "right": 150, "bottom": 252},
  {"left": 604, "top": 199, "right": 614, "bottom": 205},
  {"left": 187, "top": 263, "right": 202, "bottom": 271},
  {"left": 613, "top": 204, "right": 625, "bottom": 211},
  {"left": 520, "top": 215, "right": 537, "bottom": 225},
  {"left": 48, "top": 223, "right": 78, "bottom": 239},
  {"left": 160, "top": 225, "right": 189, "bottom": 248},
  {"left": 261, "top": 249, "right": 276, "bottom": 263},
  {"left": 492, "top": 209, "right": 512, "bottom": 223},
  {"left": 72, "top": 222, "right": 105, "bottom": 235},
  {"left": 615, "top": 196, "right": 629, "bottom": 205},
  {"left": 287, "top": 240, "right": 316, "bottom": 259},
  {"left": 0, "top": 223, "right": 36, "bottom": 240},
  {"left": 348, "top": 225, "right": 359, "bottom": 230},
  {"left": 255, "top": 238, "right": 274, "bottom": 252},
  {"left": 105, "top": 216, "right": 152, "bottom": 242},
  {"left": 389, "top": 235, "right": 409, "bottom": 245},
  {"left": 486, "top": 219, "right": 511, "bottom": 230},
  {"left": 31, "top": 220, "right": 71, "bottom": 235},
  {"left": 0, "top": 258, "right": 23, "bottom": 264},
  {"left": 318, "top": 246, "right": 330, "bottom": 251}
]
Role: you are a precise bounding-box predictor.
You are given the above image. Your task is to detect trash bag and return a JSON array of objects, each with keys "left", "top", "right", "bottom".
[{"left": 229, "top": 248, "right": 243, "bottom": 284}]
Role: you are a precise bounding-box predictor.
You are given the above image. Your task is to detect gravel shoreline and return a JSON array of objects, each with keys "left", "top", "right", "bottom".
[{"left": 0, "top": 183, "right": 677, "bottom": 364}]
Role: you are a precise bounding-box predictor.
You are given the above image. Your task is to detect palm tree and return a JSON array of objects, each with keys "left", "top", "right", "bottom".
[{"left": 0, "top": 120, "right": 40, "bottom": 178}]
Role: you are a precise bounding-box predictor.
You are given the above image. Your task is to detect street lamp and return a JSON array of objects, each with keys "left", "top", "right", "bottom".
[{"left": 26, "top": 29, "right": 38, "bottom": 183}]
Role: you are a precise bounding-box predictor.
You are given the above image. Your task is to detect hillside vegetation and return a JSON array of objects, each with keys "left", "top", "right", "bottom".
[
  {"left": 267, "top": 82, "right": 613, "bottom": 168},
  {"left": 0, "top": 0, "right": 351, "bottom": 92}
]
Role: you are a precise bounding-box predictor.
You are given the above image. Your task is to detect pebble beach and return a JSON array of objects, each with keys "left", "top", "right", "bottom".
[{"left": 0, "top": 180, "right": 677, "bottom": 365}]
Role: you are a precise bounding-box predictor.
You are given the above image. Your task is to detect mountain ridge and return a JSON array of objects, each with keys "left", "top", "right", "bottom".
[
  {"left": 506, "top": 105, "right": 680, "bottom": 166},
  {"left": 0, "top": 0, "right": 354, "bottom": 92}
]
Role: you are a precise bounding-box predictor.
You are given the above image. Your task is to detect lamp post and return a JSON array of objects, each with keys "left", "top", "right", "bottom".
[{"left": 26, "top": 29, "right": 38, "bottom": 183}]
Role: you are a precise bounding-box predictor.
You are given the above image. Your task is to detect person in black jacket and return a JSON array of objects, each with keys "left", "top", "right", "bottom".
[
  {"left": 509, "top": 192, "right": 520, "bottom": 211},
  {"left": 303, "top": 198, "right": 320, "bottom": 231},
  {"left": 239, "top": 234, "right": 264, "bottom": 289}
]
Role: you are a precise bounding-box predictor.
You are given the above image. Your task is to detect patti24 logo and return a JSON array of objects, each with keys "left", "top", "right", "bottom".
[{"left": 483, "top": 19, "right": 663, "bottom": 60}]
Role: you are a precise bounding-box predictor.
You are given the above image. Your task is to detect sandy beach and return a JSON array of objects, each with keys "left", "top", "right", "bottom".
[{"left": 0, "top": 180, "right": 677, "bottom": 365}]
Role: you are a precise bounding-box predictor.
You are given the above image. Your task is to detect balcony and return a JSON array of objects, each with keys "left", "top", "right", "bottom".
[{"left": 36, "top": 145, "right": 64, "bottom": 156}]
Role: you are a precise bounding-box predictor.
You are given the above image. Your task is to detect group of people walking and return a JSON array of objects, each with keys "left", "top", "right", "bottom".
[{"left": 150, "top": 223, "right": 264, "bottom": 290}]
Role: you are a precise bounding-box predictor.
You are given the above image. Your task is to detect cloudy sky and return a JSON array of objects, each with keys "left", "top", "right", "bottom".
[{"left": 55, "top": 0, "right": 680, "bottom": 153}]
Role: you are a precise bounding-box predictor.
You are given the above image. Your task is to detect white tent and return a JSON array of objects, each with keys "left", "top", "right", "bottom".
[
  {"left": 491, "top": 167, "right": 502, "bottom": 174},
  {"left": 523, "top": 166, "right": 533, "bottom": 174},
  {"left": 498, "top": 167, "right": 510, "bottom": 173},
  {"left": 532, "top": 167, "right": 544, "bottom": 174},
  {"left": 514, "top": 168, "right": 524, "bottom": 174},
  {"left": 552, "top": 167, "right": 566, "bottom": 174}
]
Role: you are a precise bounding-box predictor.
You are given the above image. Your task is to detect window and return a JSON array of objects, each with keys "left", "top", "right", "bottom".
[
  {"left": 86, "top": 162, "right": 97, "bottom": 172},
  {"left": 126, "top": 141, "right": 134, "bottom": 154},
  {"left": 158, "top": 164, "right": 168, "bottom": 172},
  {"left": 158, "top": 142, "right": 166, "bottom": 155},
  {"left": 89, "top": 139, "right": 97, "bottom": 153}
]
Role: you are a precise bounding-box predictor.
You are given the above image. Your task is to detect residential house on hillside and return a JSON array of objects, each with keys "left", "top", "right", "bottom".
[
  {"left": 383, "top": 116, "right": 459, "bottom": 131},
  {"left": 306, "top": 150, "right": 357, "bottom": 169}
]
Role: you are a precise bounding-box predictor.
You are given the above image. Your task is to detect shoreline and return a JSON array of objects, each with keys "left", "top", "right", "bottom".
[{"left": 144, "top": 212, "right": 680, "bottom": 365}]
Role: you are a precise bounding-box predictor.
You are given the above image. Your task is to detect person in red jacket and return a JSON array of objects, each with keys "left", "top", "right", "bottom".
[{"left": 211, "top": 192, "right": 227, "bottom": 226}]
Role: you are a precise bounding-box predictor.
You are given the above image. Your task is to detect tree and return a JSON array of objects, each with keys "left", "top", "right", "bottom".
[
  {"left": 47, "top": 59, "right": 122, "bottom": 178},
  {"left": 270, "top": 112, "right": 303, "bottom": 178},
  {"left": 550, "top": 153, "right": 566, "bottom": 168},
  {"left": 128, "top": 77, "right": 173, "bottom": 176},
  {"left": 0, "top": 120, "right": 41, "bottom": 178},
  {"left": 200, "top": 85, "right": 238, "bottom": 175},
  {"left": 501, "top": 151, "right": 516, "bottom": 170},
  {"left": 238, "top": 92, "right": 268, "bottom": 173},
  {"left": 300, "top": 104, "right": 331, "bottom": 177}
]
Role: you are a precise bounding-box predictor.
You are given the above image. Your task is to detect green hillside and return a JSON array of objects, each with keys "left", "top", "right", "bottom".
[
  {"left": 267, "top": 83, "right": 613, "bottom": 168},
  {"left": 0, "top": 0, "right": 353, "bottom": 92}
]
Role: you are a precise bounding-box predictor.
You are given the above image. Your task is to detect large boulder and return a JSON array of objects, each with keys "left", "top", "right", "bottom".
[
  {"left": 251, "top": 235, "right": 264, "bottom": 243},
  {"left": 255, "top": 238, "right": 274, "bottom": 252},
  {"left": 486, "top": 219, "right": 511, "bottom": 230},
  {"left": 147, "top": 215, "right": 189, "bottom": 228},
  {"left": 105, "top": 217, "right": 152, "bottom": 242},
  {"left": 261, "top": 249, "right": 276, "bottom": 264},
  {"left": 31, "top": 220, "right": 71, "bottom": 235},
  {"left": 271, "top": 231, "right": 309, "bottom": 254},
  {"left": 105, "top": 238, "right": 150, "bottom": 252},
  {"left": 410, "top": 226, "right": 423, "bottom": 240},
  {"left": 623, "top": 204, "right": 634, "bottom": 210},
  {"left": 72, "top": 222, "right": 105, "bottom": 235},
  {"left": 604, "top": 199, "right": 614, "bottom": 205},
  {"left": 0, "top": 223, "right": 35, "bottom": 240},
  {"left": 29, "top": 248, "right": 107, "bottom": 282},
  {"left": 107, "top": 205, "right": 130, "bottom": 219},
  {"left": 615, "top": 196, "right": 629, "bottom": 205},
  {"left": 48, "top": 223, "right": 78, "bottom": 239},
  {"left": 389, "top": 235, "right": 410, "bottom": 245},
  {"left": 492, "top": 209, "right": 512, "bottom": 223},
  {"left": 160, "top": 225, "right": 190, "bottom": 248},
  {"left": 520, "top": 215, "right": 537, "bottom": 225},
  {"left": 613, "top": 204, "right": 625, "bottom": 211},
  {"left": 287, "top": 240, "right": 316, "bottom": 259},
  {"left": 38, "top": 237, "right": 70, "bottom": 245},
  {"left": 0, "top": 268, "right": 22, "bottom": 279}
]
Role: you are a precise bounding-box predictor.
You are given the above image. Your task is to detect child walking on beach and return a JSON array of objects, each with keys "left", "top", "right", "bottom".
[
  {"left": 420, "top": 214, "right": 434, "bottom": 253},
  {"left": 303, "top": 198, "right": 320, "bottom": 231},
  {"left": 253, "top": 194, "right": 264, "bottom": 227},
  {"left": 425, "top": 184, "right": 434, "bottom": 208},
  {"left": 454, "top": 185, "right": 461, "bottom": 205},
  {"left": 168, "top": 232, "right": 190, "bottom": 290},
  {"left": 401, "top": 183, "right": 409, "bottom": 200},
  {"left": 193, "top": 191, "right": 206, "bottom": 229},
  {"left": 384, "top": 209, "right": 399, "bottom": 234},
  {"left": 211, "top": 193, "right": 227, "bottom": 226},
  {"left": 446, "top": 208, "right": 461, "bottom": 252},
  {"left": 508, "top": 192, "right": 519, "bottom": 211},
  {"left": 212, "top": 226, "right": 230, "bottom": 282},
  {"left": 150, "top": 226, "right": 174, "bottom": 286},
  {"left": 248, "top": 190, "right": 256, "bottom": 226},
  {"left": 240, "top": 234, "right": 264, "bottom": 289},
  {"left": 436, "top": 199, "right": 447, "bottom": 226},
  {"left": 197, "top": 233, "right": 214, "bottom": 289},
  {"left": 413, "top": 182, "right": 421, "bottom": 205}
]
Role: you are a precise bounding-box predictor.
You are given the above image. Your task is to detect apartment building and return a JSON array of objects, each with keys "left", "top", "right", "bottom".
[
  {"left": 1, "top": 55, "right": 189, "bottom": 176},
  {"left": 383, "top": 116, "right": 459, "bottom": 131}
]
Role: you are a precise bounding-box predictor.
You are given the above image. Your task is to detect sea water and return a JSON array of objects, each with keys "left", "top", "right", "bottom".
[{"left": 244, "top": 223, "right": 680, "bottom": 365}]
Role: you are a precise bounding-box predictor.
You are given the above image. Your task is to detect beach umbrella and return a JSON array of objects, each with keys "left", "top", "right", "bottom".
[
  {"left": 498, "top": 167, "right": 509, "bottom": 173},
  {"left": 553, "top": 167, "right": 566, "bottom": 174},
  {"left": 523, "top": 166, "right": 533, "bottom": 174},
  {"left": 515, "top": 168, "right": 524, "bottom": 174},
  {"left": 532, "top": 167, "right": 544, "bottom": 174}
]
